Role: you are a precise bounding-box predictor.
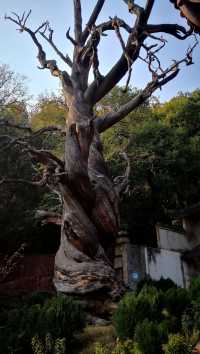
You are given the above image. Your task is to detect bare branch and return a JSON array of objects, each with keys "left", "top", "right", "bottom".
[
  {"left": 85, "top": 37, "right": 143, "bottom": 104},
  {"left": 114, "top": 152, "right": 131, "bottom": 196},
  {"left": 40, "top": 26, "right": 73, "bottom": 68},
  {"left": 95, "top": 40, "right": 197, "bottom": 133},
  {"left": 0, "top": 133, "right": 64, "bottom": 168},
  {"left": 66, "top": 27, "right": 78, "bottom": 46},
  {"left": 30, "top": 126, "right": 65, "bottom": 138},
  {"left": 35, "top": 21, "right": 48, "bottom": 34},
  {"left": 79, "top": 15, "right": 133, "bottom": 77},
  {"left": 112, "top": 17, "right": 133, "bottom": 91},
  {"left": 73, "top": 0, "right": 82, "bottom": 44},
  {"left": 144, "top": 0, "right": 155, "bottom": 22},
  {"left": 84, "top": 5, "right": 146, "bottom": 103},
  {"left": 92, "top": 17, "right": 132, "bottom": 35},
  {"left": 140, "top": 38, "right": 167, "bottom": 80},
  {"left": 0, "top": 119, "right": 64, "bottom": 138},
  {"left": 82, "top": 0, "right": 106, "bottom": 44},
  {"left": 95, "top": 74, "right": 178, "bottom": 133},
  {"left": 145, "top": 24, "right": 193, "bottom": 40},
  {"left": 5, "top": 11, "right": 72, "bottom": 88},
  {"left": 0, "top": 119, "right": 31, "bottom": 133},
  {"left": 122, "top": 0, "right": 144, "bottom": 17},
  {"left": 85, "top": 2, "right": 195, "bottom": 105}
]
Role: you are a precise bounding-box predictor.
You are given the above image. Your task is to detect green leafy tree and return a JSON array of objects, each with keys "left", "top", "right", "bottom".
[{"left": 102, "top": 89, "right": 200, "bottom": 245}]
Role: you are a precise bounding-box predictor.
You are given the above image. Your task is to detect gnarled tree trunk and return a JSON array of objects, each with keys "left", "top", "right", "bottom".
[{"left": 54, "top": 97, "right": 120, "bottom": 295}]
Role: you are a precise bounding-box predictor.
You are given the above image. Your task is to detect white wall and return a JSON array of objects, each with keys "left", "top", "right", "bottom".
[
  {"left": 144, "top": 247, "right": 185, "bottom": 287},
  {"left": 156, "top": 226, "right": 191, "bottom": 251}
]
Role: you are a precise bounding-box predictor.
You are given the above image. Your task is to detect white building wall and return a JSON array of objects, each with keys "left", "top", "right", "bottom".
[
  {"left": 156, "top": 226, "right": 191, "bottom": 251},
  {"left": 144, "top": 247, "right": 185, "bottom": 288}
]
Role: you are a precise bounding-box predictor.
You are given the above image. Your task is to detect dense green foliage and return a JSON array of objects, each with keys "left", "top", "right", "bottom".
[
  {"left": 134, "top": 319, "right": 167, "bottom": 354},
  {"left": 113, "top": 285, "right": 164, "bottom": 339},
  {"left": 112, "top": 277, "right": 200, "bottom": 354},
  {"left": 0, "top": 66, "right": 43, "bottom": 253},
  {"left": 102, "top": 88, "right": 200, "bottom": 245},
  {"left": 0, "top": 74, "right": 62, "bottom": 253},
  {"left": 0, "top": 294, "right": 85, "bottom": 354}
]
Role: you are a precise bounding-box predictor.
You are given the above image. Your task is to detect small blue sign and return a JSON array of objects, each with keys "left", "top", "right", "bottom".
[{"left": 132, "top": 272, "right": 139, "bottom": 280}]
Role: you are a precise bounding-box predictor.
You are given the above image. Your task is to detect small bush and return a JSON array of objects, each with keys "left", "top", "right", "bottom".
[
  {"left": 134, "top": 319, "right": 167, "bottom": 354},
  {"left": 189, "top": 276, "right": 200, "bottom": 302},
  {"left": 113, "top": 292, "right": 138, "bottom": 339},
  {"left": 113, "top": 286, "right": 161, "bottom": 339},
  {"left": 38, "top": 295, "right": 85, "bottom": 342},
  {"left": 163, "top": 288, "right": 190, "bottom": 320},
  {"left": 163, "top": 333, "right": 190, "bottom": 354}
]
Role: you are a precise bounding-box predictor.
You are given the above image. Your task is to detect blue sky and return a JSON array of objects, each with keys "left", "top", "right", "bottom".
[{"left": 0, "top": 0, "right": 199, "bottom": 102}]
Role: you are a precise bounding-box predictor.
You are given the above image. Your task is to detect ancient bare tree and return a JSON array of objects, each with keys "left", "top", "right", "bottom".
[{"left": 3, "top": 0, "right": 199, "bottom": 296}]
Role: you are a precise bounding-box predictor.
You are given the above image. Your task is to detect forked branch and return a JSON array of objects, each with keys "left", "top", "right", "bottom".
[
  {"left": 146, "top": 24, "right": 193, "bottom": 40},
  {"left": 39, "top": 25, "right": 73, "bottom": 68},
  {"left": 85, "top": 1, "right": 193, "bottom": 105},
  {"left": 5, "top": 11, "right": 72, "bottom": 88},
  {"left": 95, "top": 40, "right": 197, "bottom": 133}
]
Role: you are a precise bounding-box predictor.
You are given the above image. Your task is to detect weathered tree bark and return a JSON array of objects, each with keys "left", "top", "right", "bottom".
[{"left": 54, "top": 96, "right": 120, "bottom": 295}]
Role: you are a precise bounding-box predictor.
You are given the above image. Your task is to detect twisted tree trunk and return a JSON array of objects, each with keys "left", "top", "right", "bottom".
[{"left": 54, "top": 96, "right": 120, "bottom": 295}]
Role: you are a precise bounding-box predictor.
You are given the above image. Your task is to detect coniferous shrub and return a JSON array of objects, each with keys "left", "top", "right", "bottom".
[
  {"left": 113, "top": 279, "right": 200, "bottom": 354},
  {"left": 112, "top": 292, "right": 138, "bottom": 339},
  {"left": 134, "top": 319, "right": 167, "bottom": 354},
  {"left": 0, "top": 294, "right": 85, "bottom": 354},
  {"left": 113, "top": 286, "right": 162, "bottom": 339},
  {"left": 39, "top": 295, "right": 85, "bottom": 342},
  {"left": 163, "top": 288, "right": 191, "bottom": 321}
]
